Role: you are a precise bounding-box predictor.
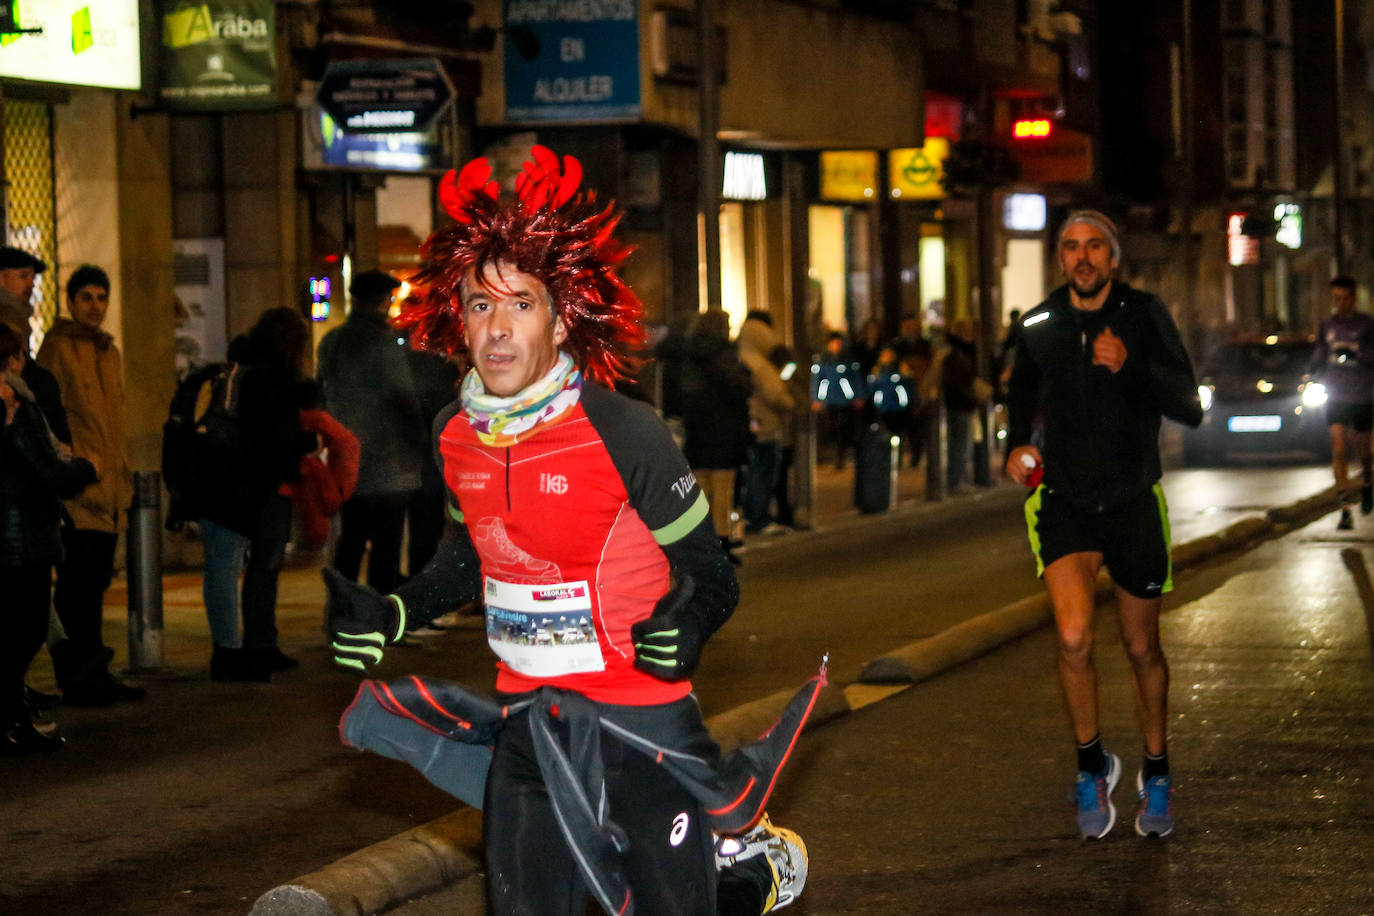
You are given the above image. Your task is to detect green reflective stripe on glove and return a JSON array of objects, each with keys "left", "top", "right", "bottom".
[
  {"left": 323, "top": 568, "right": 407, "bottom": 673},
  {"left": 388, "top": 594, "right": 408, "bottom": 642},
  {"left": 631, "top": 575, "right": 704, "bottom": 682}
]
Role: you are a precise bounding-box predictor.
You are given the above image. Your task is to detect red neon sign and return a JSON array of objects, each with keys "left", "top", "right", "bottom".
[{"left": 1012, "top": 118, "right": 1053, "bottom": 140}]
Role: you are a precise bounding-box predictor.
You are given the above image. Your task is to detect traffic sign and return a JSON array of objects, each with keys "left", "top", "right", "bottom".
[{"left": 316, "top": 58, "right": 455, "bottom": 134}]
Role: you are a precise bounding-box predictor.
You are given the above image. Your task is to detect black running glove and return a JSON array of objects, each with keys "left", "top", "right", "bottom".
[
  {"left": 631, "top": 575, "right": 705, "bottom": 682},
  {"left": 324, "top": 567, "right": 407, "bottom": 672}
]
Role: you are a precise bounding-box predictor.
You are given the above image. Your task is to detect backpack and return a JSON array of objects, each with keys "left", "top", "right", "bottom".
[{"left": 161, "top": 362, "right": 246, "bottom": 530}]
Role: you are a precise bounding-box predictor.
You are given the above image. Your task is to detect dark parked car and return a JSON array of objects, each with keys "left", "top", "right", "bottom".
[{"left": 1182, "top": 336, "right": 1331, "bottom": 466}]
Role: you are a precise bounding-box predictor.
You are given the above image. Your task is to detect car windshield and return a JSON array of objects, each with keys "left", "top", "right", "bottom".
[{"left": 1208, "top": 343, "right": 1310, "bottom": 376}]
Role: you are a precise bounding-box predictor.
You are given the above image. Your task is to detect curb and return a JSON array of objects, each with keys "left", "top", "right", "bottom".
[{"left": 252, "top": 485, "right": 1337, "bottom": 915}]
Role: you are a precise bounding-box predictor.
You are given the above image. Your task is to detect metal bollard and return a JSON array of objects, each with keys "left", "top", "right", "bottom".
[
  {"left": 126, "top": 470, "right": 164, "bottom": 671},
  {"left": 888, "top": 433, "right": 901, "bottom": 512}
]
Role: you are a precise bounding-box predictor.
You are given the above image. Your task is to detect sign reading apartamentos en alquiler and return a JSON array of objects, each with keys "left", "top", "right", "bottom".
[
  {"left": 503, "top": 0, "right": 641, "bottom": 123},
  {"left": 315, "top": 59, "right": 456, "bottom": 134}
]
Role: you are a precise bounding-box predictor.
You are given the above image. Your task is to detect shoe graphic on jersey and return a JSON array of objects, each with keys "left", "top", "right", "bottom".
[
  {"left": 472, "top": 517, "right": 562, "bottom": 583},
  {"left": 1135, "top": 771, "right": 1175, "bottom": 837},
  {"left": 714, "top": 813, "right": 808, "bottom": 912},
  {"left": 1075, "top": 752, "right": 1121, "bottom": 839}
]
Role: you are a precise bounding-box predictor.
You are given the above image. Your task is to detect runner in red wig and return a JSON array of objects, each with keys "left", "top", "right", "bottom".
[{"left": 398, "top": 145, "right": 646, "bottom": 385}]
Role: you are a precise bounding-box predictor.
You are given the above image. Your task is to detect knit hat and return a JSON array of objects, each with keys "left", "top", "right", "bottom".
[{"left": 1057, "top": 210, "right": 1121, "bottom": 262}]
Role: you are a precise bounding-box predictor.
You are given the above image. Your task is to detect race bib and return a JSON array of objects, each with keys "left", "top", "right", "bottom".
[{"left": 484, "top": 577, "right": 604, "bottom": 677}]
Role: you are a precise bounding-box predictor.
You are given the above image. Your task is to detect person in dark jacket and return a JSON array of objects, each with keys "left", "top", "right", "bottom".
[
  {"left": 197, "top": 308, "right": 318, "bottom": 681},
  {"left": 0, "top": 322, "right": 97, "bottom": 754},
  {"left": 317, "top": 270, "right": 428, "bottom": 595},
  {"left": 680, "top": 310, "right": 752, "bottom": 564},
  {"left": 1005, "top": 210, "right": 1202, "bottom": 842},
  {"left": 942, "top": 319, "right": 981, "bottom": 491}
]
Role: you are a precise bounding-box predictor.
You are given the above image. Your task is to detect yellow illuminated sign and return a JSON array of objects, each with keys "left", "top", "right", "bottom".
[
  {"left": 820, "top": 151, "right": 879, "bottom": 202},
  {"left": 889, "top": 138, "right": 950, "bottom": 200}
]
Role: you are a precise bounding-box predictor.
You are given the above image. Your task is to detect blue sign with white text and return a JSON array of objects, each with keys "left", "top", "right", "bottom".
[{"left": 503, "top": 0, "right": 641, "bottom": 122}]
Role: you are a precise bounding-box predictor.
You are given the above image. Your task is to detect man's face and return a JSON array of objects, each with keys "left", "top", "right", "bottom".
[
  {"left": 1058, "top": 223, "right": 1117, "bottom": 301},
  {"left": 1331, "top": 284, "right": 1357, "bottom": 317},
  {"left": 461, "top": 261, "right": 567, "bottom": 398},
  {"left": 0, "top": 267, "right": 36, "bottom": 303},
  {"left": 69, "top": 283, "right": 110, "bottom": 331}
]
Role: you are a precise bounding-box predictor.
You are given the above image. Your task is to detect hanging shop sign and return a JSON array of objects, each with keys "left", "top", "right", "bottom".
[
  {"left": 1275, "top": 203, "right": 1302, "bottom": 249},
  {"left": 503, "top": 0, "right": 641, "bottom": 122},
  {"left": 1227, "top": 212, "right": 1260, "bottom": 266},
  {"left": 1011, "top": 126, "right": 1093, "bottom": 185},
  {"left": 302, "top": 107, "right": 453, "bottom": 173},
  {"left": 820, "top": 150, "right": 878, "bottom": 202},
  {"left": 158, "top": 0, "right": 276, "bottom": 111},
  {"left": 0, "top": 0, "right": 141, "bottom": 90},
  {"left": 1003, "top": 192, "right": 1047, "bottom": 231},
  {"left": 316, "top": 59, "right": 455, "bottom": 134},
  {"left": 888, "top": 138, "right": 950, "bottom": 200},
  {"left": 722, "top": 151, "right": 767, "bottom": 201}
]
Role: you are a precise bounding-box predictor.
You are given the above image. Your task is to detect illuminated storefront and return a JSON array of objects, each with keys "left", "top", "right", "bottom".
[{"left": 1, "top": 0, "right": 143, "bottom": 350}]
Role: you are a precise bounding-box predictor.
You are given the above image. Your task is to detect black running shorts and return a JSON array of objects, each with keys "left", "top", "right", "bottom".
[
  {"left": 1325, "top": 400, "right": 1374, "bottom": 433},
  {"left": 1024, "top": 483, "right": 1173, "bottom": 599}
]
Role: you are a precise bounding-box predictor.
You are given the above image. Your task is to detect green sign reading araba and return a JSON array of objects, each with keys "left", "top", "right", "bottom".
[{"left": 158, "top": 0, "right": 277, "bottom": 111}]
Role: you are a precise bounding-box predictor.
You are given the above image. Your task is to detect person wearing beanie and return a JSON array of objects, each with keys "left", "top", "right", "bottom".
[{"left": 1005, "top": 209, "right": 1202, "bottom": 841}]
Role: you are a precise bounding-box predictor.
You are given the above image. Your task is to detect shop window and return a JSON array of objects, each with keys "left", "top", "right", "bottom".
[
  {"left": 720, "top": 202, "right": 748, "bottom": 334},
  {"left": 2, "top": 99, "right": 57, "bottom": 350}
]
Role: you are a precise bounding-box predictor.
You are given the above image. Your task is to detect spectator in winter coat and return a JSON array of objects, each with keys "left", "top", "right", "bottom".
[
  {"left": 0, "top": 322, "right": 97, "bottom": 754},
  {"left": 317, "top": 270, "right": 428, "bottom": 594},
  {"left": 680, "top": 310, "right": 752, "bottom": 564},
  {"left": 36, "top": 265, "right": 143, "bottom": 706},
  {"left": 0, "top": 247, "right": 69, "bottom": 444},
  {"left": 736, "top": 311, "right": 795, "bottom": 534},
  {"left": 198, "top": 308, "right": 319, "bottom": 682}
]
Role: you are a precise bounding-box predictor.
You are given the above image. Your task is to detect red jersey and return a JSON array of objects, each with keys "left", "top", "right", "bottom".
[{"left": 437, "top": 382, "right": 710, "bottom": 705}]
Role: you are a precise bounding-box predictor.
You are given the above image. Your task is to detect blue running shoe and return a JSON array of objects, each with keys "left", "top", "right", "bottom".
[
  {"left": 1135, "top": 771, "right": 1175, "bottom": 837},
  {"left": 1074, "top": 752, "right": 1121, "bottom": 839}
]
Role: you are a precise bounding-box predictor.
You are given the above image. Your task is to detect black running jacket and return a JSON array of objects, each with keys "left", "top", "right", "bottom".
[{"left": 1007, "top": 282, "right": 1202, "bottom": 512}]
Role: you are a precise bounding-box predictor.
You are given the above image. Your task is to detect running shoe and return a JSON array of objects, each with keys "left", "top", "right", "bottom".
[
  {"left": 1362, "top": 483, "right": 1373, "bottom": 515},
  {"left": 715, "top": 813, "right": 808, "bottom": 912},
  {"left": 1074, "top": 752, "right": 1121, "bottom": 839},
  {"left": 1339, "top": 507, "right": 1355, "bottom": 531},
  {"left": 1135, "top": 771, "right": 1175, "bottom": 837}
]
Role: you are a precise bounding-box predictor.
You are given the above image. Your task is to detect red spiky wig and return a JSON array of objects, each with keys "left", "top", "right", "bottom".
[{"left": 398, "top": 145, "right": 646, "bottom": 386}]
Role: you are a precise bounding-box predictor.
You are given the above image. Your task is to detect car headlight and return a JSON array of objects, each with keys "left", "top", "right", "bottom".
[
  {"left": 1198, "top": 385, "right": 1213, "bottom": 411},
  {"left": 1302, "top": 381, "right": 1328, "bottom": 408}
]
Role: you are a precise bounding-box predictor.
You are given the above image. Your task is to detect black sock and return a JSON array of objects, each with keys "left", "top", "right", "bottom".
[
  {"left": 1143, "top": 751, "right": 1169, "bottom": 780},
  {"left": 717, "top": 855, "right": 771, "bottom": 916},
  {"left": 1076, "top": 735, "right": 1106, "bottom": 774}
]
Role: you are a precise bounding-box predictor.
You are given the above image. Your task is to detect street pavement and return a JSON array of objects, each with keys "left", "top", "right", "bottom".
[
  {"left": 758, "top": 512, "right": 1374, "bottom": 914},
  {"left": 5, "top": 459, "right": 1356, "bottom": 914}
]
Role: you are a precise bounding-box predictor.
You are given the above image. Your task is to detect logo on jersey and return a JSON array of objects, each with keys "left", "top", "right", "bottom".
[
  {"left": 670, "top": 473, "right": 698, "bottom": 500},
  {"left": 540, "top": 472, "right": 569, "bottom": 495},
  {"left": 669, "top": 812, "right": 691, "bottom": 847},
  {"left": 453, "top": 471, "right": 491, "bottom": 492}
]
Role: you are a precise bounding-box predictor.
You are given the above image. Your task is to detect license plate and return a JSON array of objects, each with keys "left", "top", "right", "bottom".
[{"left": 1228, "top": 415, "right": 1281, "bottom": 432}]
